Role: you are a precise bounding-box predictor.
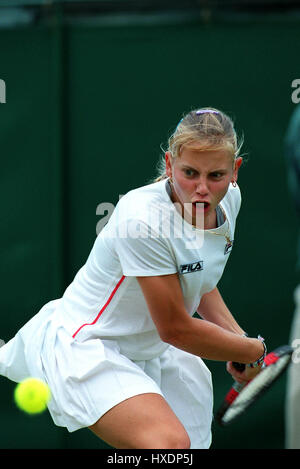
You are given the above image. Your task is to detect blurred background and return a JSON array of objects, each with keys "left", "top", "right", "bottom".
[{"left": 0, "top": 0, "right": 299, "bottom": 449}]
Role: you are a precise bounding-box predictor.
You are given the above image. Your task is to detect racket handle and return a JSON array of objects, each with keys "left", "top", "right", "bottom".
[{"left": 232, "top": 362, "right": 246, "bottom": 372}]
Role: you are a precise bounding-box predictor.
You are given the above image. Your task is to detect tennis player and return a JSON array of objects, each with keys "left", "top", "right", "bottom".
[{"left": 0, "top": 108, "right": 266, "bottom": 449}]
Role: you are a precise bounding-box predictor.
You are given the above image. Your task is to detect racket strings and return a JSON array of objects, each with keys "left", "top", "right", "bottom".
[{"left": 221, "top": 355, "right": 291, "bottom": 424}]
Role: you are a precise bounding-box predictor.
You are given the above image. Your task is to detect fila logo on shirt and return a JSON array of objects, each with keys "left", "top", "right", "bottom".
[{"left": 180, "top": 260, "right": 203, "bottom": 275}]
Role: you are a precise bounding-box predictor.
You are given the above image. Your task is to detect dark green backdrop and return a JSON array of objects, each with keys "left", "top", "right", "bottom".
[{"left": 0, "top": 4, "right": 299, "bottom": 449}]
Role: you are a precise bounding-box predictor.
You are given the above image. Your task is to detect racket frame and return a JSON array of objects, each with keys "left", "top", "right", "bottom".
[{"left": 216, "top": 344, "right": 294, "bottom": 426}]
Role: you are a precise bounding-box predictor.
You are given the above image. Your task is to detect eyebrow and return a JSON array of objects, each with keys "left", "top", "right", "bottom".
[
  {"left": 181, "top": 165, "right": 227, "bottom": 173},
  {"left": 181, "top": 164, "right": 198, "bottom": 171}
]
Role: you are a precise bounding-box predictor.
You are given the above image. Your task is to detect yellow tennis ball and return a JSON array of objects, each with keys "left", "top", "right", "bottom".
[{"left": 14, "top": 378, "right": 51, "bottom": 414}]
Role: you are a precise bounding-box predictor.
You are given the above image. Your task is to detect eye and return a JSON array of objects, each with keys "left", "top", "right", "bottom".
[
  {"left": 183, "top": 168, "right": 196, "bottom": 177},
  {"left": 211, "top": 171, "right": 224, "bottom": 179}
]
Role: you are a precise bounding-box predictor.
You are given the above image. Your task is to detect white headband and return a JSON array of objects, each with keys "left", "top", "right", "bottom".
[{"left": 196, "top": 109, "right": 219, "bottom": 115}]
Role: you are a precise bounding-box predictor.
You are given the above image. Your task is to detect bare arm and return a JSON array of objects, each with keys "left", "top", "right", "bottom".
[
  {"left": 197, "top": 287, "right": 245, "bottom": 335},
  {"left": 137, "top": 274, "right": 264, "bottom": 364}
]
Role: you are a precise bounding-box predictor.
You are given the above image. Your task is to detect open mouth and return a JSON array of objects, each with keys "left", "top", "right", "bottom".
[{"left": 193, "top": 201, "right": 210, "bottom": 212}]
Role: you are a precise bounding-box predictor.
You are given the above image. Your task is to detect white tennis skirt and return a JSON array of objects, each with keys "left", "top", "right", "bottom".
[{"left": 0, "top": 301, "right": 213, "bottom": 449}]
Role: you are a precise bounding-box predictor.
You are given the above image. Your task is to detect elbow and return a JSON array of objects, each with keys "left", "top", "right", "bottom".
[
  {"left": 159, "top": 325, "right": 187, "bottom": 348},
  {"left": 159, "top": 331, "right": 177, "bottom": 346}
]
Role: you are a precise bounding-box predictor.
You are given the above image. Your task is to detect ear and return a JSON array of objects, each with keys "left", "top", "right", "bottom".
[
  {"left": 232, "top": 157, "right": 243, "bottom": 182},
  {"left": 165, "top": 151, "right": 173, "bottom": 179}
]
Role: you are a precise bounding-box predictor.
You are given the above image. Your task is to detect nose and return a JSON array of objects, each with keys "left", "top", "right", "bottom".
[{"left": 195, "top": 177, "right": 209, "bottom": 195}]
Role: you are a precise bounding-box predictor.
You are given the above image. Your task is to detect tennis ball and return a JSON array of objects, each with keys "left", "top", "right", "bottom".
[{"left": 14, "top": 377, "right": 51, "bottom": 414}]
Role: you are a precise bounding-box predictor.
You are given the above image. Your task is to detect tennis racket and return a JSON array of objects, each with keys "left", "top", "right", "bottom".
[{"left": 216, "top": 344, "right": 294, "bottom": 426}]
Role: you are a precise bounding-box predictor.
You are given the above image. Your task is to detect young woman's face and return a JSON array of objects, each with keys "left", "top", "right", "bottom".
[{"left": 165, "top": 146, "right": 242, "bottom": 229}]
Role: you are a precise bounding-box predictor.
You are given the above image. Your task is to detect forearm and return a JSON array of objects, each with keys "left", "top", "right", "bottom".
[
  {"left": 197, "top": 287, "right": 245, "bottom": 335},
  {"left": 165, "top": 316, "right": 263, "bottom": 363},
  {"left": 137, "top": 275, "right": 261, "bottom": 363}
]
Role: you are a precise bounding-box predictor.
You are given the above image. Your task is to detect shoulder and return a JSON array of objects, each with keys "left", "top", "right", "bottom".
[
  {"left": 116, "top": 180, "right": 170, "bottom": 226},
  {"left": 222, "top": 183, "right": 242, "bottom": 217},
  {"left": 120, "top": 180, "right": 168, "bottom": 205}
]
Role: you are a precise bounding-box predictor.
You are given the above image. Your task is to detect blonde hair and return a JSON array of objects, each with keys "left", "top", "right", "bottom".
[{"left": 154, "top": 107, "right": 243, "bottom": 182}]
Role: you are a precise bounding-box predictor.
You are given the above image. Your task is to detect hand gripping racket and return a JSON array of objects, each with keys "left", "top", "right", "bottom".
[{"left": 216, "top": 344, "right": 294, "bottom": 426}]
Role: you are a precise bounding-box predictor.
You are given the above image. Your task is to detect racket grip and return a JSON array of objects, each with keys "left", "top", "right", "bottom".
[{"left": 232, "top": 362, "right": 246, "bottom": 372}]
